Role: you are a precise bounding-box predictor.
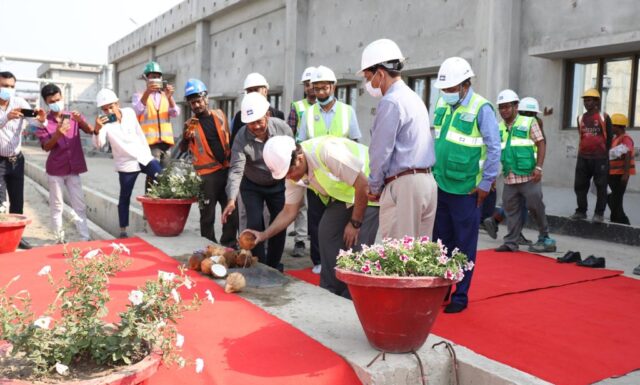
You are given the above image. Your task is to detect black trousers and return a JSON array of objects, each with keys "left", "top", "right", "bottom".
[
  {"left": 200, "top": 169, "right": 238, "bottom": 246},
  {"left": 0, "top": 153, "right": 25, "bottom": 214},
  {"left": 574, "top": 156, "right": 608, "bottom": 215},
  {"left": 607, "top": 174, "right": 630, "bottom": 225},
  {"left": 307, "top": 189, "right": 326, "bottom": 266}
]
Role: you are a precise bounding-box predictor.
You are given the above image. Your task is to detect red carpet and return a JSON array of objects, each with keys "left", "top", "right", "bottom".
[
  {"left": 286, "top": 267, "right": 320, "bottom": 286},
  {"left": 0, "top": 238, "right": 362, "bottom": 385}
]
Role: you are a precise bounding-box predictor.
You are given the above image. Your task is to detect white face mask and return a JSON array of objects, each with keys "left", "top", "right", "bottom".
[
  {"left": 0, "top": 87, "right": 15, "bottom": 101},
  {"left": 365, "top": 72, "right": 383, "bottom": 98}
]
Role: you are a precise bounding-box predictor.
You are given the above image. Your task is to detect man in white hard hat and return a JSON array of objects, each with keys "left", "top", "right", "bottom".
[
  {"left": 92, "top": 88, "right": 162, "bottom": 238},
  {"left": 242, "top": 135, "right": 379, "bottom": 298},
  {"left": 285, "top": 66, "right": 317, "bottom": 260},
  {"left": 431, "top": 57, "right": 501, "bottom": 313},
  {"left": 222, "top": 93, "right": 293, "bottom": 271},
  {"left": 298, "top": 65, "right": 362, "bottom": 274},
  {"left": 358, "top": 39, "right": 437, "bottom": 240},
  {"left": 230, "top": 72, "right": 285, "bottom": 145},
  {"left": 494, "top": 89, "right": 554, "bottom": 254}
]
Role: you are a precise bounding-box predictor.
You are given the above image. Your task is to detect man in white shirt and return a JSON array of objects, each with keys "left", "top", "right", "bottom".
[{"left": 92, "top": 88, "right": 161, "bottom": 238}]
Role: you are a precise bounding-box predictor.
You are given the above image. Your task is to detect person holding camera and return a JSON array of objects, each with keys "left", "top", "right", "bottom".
[
  {"left": 36, "top": 83, "right": 93, "bottom": 243},
  {"left": 93, "top": 88, "right": 162, "bottom": 238},
  {"left": 132, "top": 61, "right": 180, "bottom": 187}
]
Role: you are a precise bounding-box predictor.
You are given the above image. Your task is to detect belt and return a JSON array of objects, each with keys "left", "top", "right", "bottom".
[
  {"left": 384, "top": 168, "right": 431, "bottom": 185},
  {"left": 0, "top": 152, "right": 22, "bottom": 165}
]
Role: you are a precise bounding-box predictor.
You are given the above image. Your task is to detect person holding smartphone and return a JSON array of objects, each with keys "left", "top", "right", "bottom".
[
  {"left": 36, "top": 83, "right": 94, "bottom": 243},
  {"left": 131, "top": 61, "right": 180, "bottom": 189},
  {"left": 93, "top": 88, "right": 162, "bottom": 238}
]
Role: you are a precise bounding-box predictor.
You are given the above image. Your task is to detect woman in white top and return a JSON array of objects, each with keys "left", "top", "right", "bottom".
[{"left": 92, "top": 88, "right": 162, "bottom": 238}]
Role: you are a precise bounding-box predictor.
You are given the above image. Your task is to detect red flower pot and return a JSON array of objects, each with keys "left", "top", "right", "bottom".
[
  {"left": 336, "top": 268, "right": 455, "bottom": 353},
  {"left": 136, "top": 196, "right": 197, "bottom": 237},
  {"left": 0, "top": 215, "right": 31, "bottom": 254}
]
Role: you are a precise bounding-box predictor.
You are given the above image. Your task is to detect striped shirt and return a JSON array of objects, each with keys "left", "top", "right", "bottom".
[{"left": 0, "top": 96, "right": 33, "bottom": 157}]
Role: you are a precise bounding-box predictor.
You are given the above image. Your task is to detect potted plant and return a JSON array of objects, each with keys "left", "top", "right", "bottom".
[
  {"left": 0, "top": 245, "right": 208, "bottom": 384},
  {"left": 137, "top": 160, "right": 202, "bottom": 237},
  {"left": 0, "top": 202, "right": 32, "bottom": 254},
  {"left": 336, "top": 236, "right": 474, "bottom": 353}
]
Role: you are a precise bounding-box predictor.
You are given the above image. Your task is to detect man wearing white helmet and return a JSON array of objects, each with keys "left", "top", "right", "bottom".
[
  {"left": 230, "top": 72, "right": 285, "bottom": 145},
  {"left": 431, "top": 57, "right": 501, "bottom": 313},
  {"left": 242, "top": 135, "right": 379, "bottom": 298},
  {"left": 222, "top": 93, "right": 293, "bottom": 271},
  {"left": 518, "top": 97, "right": 546, "bottom": 137},
  {"left": 298, "top": 65, "right": 362, "bottom": 274},
  {"left": 92, "top": 88, "right": 162, "bottom": 238},
  {"left": 359, "top": 38, "right": 437, "bottom": 240},
  {"left": 494, "top": 89, "right": 554, "bottom": 254}
]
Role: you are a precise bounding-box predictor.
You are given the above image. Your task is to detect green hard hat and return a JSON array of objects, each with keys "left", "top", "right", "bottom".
[{"left": 143, "top": 61, "right": 163, "bottom": 75}]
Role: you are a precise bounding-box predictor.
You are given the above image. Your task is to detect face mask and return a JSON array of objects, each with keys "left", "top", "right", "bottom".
[
  {"left": 48, "top": 101, "right": 64, "bottom": 112},
  {"left": 0, "top": 87, "right": 15, "bottom": 101},
  {"left": 317, "top": 95, "right": 334, "bottom": 106},
  {"left": 441, "top": 91, "right": 461, "bottom": 105},
  {"left": 365, "top": 72, "right": 383, "bottom": 98}
]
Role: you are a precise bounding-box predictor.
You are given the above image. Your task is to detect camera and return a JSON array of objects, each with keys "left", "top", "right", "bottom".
[{"left": 20, "top": 108, "right": 37, "bottom": 118}]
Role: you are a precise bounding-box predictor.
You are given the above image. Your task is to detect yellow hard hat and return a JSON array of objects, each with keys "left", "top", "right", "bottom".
[
  {"left": 611, "top": 113, "right": 629, "bottom": 126},
  {"left": 582, "top": 88, "right": 601, "bottom": 98}
]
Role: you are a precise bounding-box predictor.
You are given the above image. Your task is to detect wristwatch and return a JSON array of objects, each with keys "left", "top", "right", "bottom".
[
  {"left": 349, "top": 218, "right": 362, "bottom": 229},
  {"left": 535, "top": 166, "right": 543, "bottom": 172}
]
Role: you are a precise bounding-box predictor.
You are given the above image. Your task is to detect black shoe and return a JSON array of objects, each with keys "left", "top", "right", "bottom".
[
  {"left": 557, "top": 251, "right": 581, "bottom": 263},
  {"left": 517, "top": 233, "right": 533, "bottom": 246},
  {"left": 444, "top": 302, "right": 467, "bottom": 313},
  {"left": 483, "top": 217, "right": 498, "bottom": 239},
  {"left": 577, "top": 255, "right": 605, "bottom": 268},
  {"left": 287, "top": 231, "right": 296, "bottom": 237},
  {"left": 495, "top": 244, "right": 515, "bottom": 252},
  {"left": 18, "top": 239, "right": 32, "bottom": 250},
  {"left": 291, "top": 241, "right": 305, "bottom": 258}
]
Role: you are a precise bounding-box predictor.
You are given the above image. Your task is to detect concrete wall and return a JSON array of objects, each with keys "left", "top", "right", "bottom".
[{"left": 109, "top": 0, "right": 640, "bottom": 192}]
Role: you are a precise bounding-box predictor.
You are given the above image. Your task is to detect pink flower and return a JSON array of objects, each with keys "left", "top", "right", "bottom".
[
  {"left": 451, "top": 247, "right": 460, "bottom": 256},
  {"left": 400, "top": 254, "right": 409, "bottom": 263},
  {"left": 455, "top": 271, "right": 465, "bottom": 282},
  {"left": 444, "top": 269, "right": 454, "bottom": 280},
  {"left": 377, "top": 247, "right": 386, "bottom": 259},
  {"left": 361, "top": 264, "right": 371, "bottom": 274},
  {"left": 375, "top": 260, "right": 382, "bottom": 271},
  {"left": 438, "top": 254, "right": 449, "bottom": 264},
  {"left": 419, "top": 235, "right": 430, "bottom": 243},
  {"left": 465, "top": 261, "right": 475, "bottom": 271}
]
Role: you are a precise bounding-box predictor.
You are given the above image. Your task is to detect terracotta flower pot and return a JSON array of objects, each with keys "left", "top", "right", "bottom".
[
  {"left": 136, "top": 196, "right": 197, "bottom": 237},
  {"left": 0, "top": 215, "right": 31, "bottom": 254},
  {"left": 336, "top": 268, "right": 455, "bottom": 353}
]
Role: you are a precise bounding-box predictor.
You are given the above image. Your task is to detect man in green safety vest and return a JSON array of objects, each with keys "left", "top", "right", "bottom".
[{"left": 243, "top": 135, "right": 379, "bottom": 298}]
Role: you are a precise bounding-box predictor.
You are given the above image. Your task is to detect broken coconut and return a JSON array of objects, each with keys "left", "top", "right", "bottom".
[
  {"left": 211, "top": 264, "right": 227, "bottom": 278},
  {"left": 225, "top": 272, "right": 246, "bottom": 293},
  {"left": 200, "top": 257, "right": 214, "bottom": 275},
  {"left": 235, "top": 249, "right": 254, "bottom": 268},
  {"left": 238, "top": 231, "right": 257, "bottom": 250}
]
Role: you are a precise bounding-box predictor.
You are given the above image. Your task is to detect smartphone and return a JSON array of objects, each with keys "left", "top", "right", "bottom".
[
  {"left": 162, "top": 80, "right": 168, "bottom": 89},
  {"left": 100, "top": 113, "right": 117, "bottom": 123},
  {"left": 21, "top": 108, "right": 37, "bottom": 118},
  {"left": 60, "top": 113, "right": 71, "bottom": 121},
  {"left": 149, "top": 78, "right": 163, "bottom": 88}
]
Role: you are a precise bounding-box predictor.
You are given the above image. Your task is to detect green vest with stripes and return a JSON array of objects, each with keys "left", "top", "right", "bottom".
[
  {"left": 306, "top": 101, "right": 351, "bottom": 138},
  {"left": 300, "top": 137, "right": 377, "bottom": 206},
  {"left": 292, "top": 99, "right": 313, "bottom": 130},
  {"left": 433, "top": 93, "right": 493, "bottom": 195},
  {"left": 499, "top": 114, "right": 536, "bottom": 176}
]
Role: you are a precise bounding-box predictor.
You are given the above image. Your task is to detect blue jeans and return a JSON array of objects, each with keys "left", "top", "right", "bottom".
[{"left": 118, "top": 160, "right": 162, "bottom": 228}]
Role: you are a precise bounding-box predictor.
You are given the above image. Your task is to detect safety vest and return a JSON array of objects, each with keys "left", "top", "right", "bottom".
[
  {"left": 292, "top": 99, "right": 313, "bottom": 130},
  {"left": 433, "top": 93, "right": 493, "bottom": 194},
  {"left": 609, "top": 134, "right": 636, "bottom": 176},
  {"left": 499, "top": 115, "right": 537, "bottom": 176},
  {"left": 187, "top": 110, "right": 231, "bottom": 176},
  {"left": 300, "top": 137, "right": 378, "bottom": 206},
  {"left": 306, "top": 101, "right": 351, "bottom": 138},
  {"left": 138, "top": 93, "right": 175, "bottom": 145}
]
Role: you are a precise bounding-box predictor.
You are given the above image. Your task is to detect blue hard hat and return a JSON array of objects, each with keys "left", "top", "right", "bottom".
[{"left": 184, "top": 78, "right": 207, "bottom": 97}]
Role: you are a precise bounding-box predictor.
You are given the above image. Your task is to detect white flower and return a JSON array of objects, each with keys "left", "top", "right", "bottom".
[
  {"left": 158, "top": 270, "right": 176, "bottom": 282},
  {"left": 176, "top": 333, "right": 184, "bottom": 347},
  {"left": 205, "top": 289, "right": 214, "bottom": 304},
  {"left": 171, "top": 187, "right": 177, "bottom": 193},
  {"left": 171, "top": 288, "right": 181, "bottom": 303},
  {"left": 55, "top": 362, "right": 69, "bottom": 375},
  {"left": 37, "top": 265, "right": 52, "bottom": 276},
  {"left": 83, "top": 248, "right": 101, "bottom": 259},
  {"left": 190, "top": 172, "right": 196, "bottom": 177},
  {"left": 128, "top": 290, "right": 144, "bottom": 306},
  {"left": 156, "top": 319, "right": 166, "bottom": 329},
  {"left": 110, "top": 242, "right": 122, "bottom": 252},
  {"left": 119, "top": 243, "right": 130, "bottom": 255},
  {"left": 195, "top": 358, "right": 204, "bottom": 373},
  {"left": 183, "top": 277, "right": 193, "bottom": 289},
  {"left": 177, "top": 357, "right": 186, "bottom": 368},
  {"left": 34, "top": 316, "right": 53, "bottom": 329}
]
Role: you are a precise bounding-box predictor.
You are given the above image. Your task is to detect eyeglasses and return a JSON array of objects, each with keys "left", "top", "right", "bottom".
[{"left": 312, "top": 85, "right": 331, "bottom": 93}]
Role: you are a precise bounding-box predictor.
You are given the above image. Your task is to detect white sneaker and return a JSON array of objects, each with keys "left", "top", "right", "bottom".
[{"left": 312, "top": 264, "right": 322, "bottom": 274}]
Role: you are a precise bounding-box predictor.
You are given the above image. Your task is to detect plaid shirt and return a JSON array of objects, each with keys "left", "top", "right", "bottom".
[{"left": 504, "top": 119, "right": 544, "bottom": 185}]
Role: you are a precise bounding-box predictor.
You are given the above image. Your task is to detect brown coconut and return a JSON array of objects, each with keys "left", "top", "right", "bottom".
[
  {"left": 238, "top": 231, "right": 257, "bottom": 251},
  {"left": 211, "top": 254, "right": 227, "bottom": 267},
  {"left": 205, "top": 244, "right": 227, "bottom": 258},
  {"left": 225, "top": 272, "right": 246, "bottom": 293},
  {"left": 188, "top": 252, "right": 205, "bottom": 271},
  {"left": 223, "top": 250, "right": 238, "bottom": 268},
  {"left": 200, "top": 257, "right": 214, "bottom": 275},
  {"left": 235, "top": 249, "right": 254, "bottom": 268}
]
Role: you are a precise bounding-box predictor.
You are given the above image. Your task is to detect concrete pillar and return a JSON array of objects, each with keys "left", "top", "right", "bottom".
[
  {"left": 472, "top": 0, "right": 522, "bottom": 102},
  {"left": 194, "top": 20, "right": 212, "bottom": 83},
  {"left": 283, "top": 0, "right": 309, "bottom": 109}
]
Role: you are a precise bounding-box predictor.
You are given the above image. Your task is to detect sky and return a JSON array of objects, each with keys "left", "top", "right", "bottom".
[{"left": 0, "top": 0, "right": 183, "bottom": 79}]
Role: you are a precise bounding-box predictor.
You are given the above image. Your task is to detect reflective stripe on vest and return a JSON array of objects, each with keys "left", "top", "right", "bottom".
[
  {"left": 306, "top": 101, "right": 350, "bottom": 138},
  {"left": 293, "top": 99, "right": 312, "bottom": 129},
  {"left": 499, "top": 115, "right": 536, "bottom": 176},
  {"left": 609, "top": 134, "right": 636, "bottom": 175},
  {"left": 189, "top": 109, "right": 231, "bottom": 176},
  {"left": 139, "top": 93, "right": 175, "bottom": 145}
]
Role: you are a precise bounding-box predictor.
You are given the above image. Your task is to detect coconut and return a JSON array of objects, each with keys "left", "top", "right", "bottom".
[
  {"left": 223, "top": 250, "right": 238, "bottom": 268},
  {"left": 211, "top": 254, "right": 228, "bottom": 267},
  {"left": 205, "top": 244, "right": 227, "bottom": 257},
  {"left": 235, "top": 249, "right": 254, "bottom": 268},
  {"left": 188, "top": 252, "right": 204, "bottom": 271},
  {"left": 225, "top": 272, "right": 246, "bottom": 293},
  {"left": 238, "top": 231, "right": 257, "bottom": 250},
  {"left": 200, "top": 257, "right": 214, "bottom": 275},
  {"left": 211, "top": 264, "right": 228, "bottom": 278}
]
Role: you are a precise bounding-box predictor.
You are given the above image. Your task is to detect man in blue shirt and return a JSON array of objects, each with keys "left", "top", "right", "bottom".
[
  {"left": 358, "top": 39, "right": 438, "bottom": 240},
  {"left": 432, "top": 57, "right": 501, "bottom": 313}
]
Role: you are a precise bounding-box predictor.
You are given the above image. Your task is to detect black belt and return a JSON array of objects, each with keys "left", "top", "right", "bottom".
[
  {"left": 0, "top": 152, "right": 22, "bottom": 165},
  {"left": 384, "top": 168, "right": 431, "bottom": 185}
]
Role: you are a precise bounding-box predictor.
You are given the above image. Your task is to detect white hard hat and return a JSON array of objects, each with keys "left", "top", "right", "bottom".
[
  {"left": 358, "top": 38, "right": 405, "bottom": 75},
  {"left": 96, "top": 88, "right": 119, "bottom": 107},
  {"left": 434, "top": 57, "right": 475, "bottom": 89},
  {"left": 243, "top": 72, "right": 269, "bottom": 90},
  {"left": 311, "top": 65, "right": 337, "bottom": 83},
  {"left": 241, "top": 92, "right": 271, "bottom": 124},
  {"left": 519, "top": 97, "right": 541, "bottom": 113},
  {"left": 264, "top": 135, "right": 296, "bottom": 180},
  {"left": 497, "top": 89, "right": 519, "bottom": 105},
  {"left": 300, "top": 66, "right": 317, "bottom": 83}
]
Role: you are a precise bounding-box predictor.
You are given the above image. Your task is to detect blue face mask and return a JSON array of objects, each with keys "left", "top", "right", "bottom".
[
  {"left": 317, "top": 95, "right": 334, "bottom": 106},
  {"left": 0, "top": 87, "right": 15, "bottom": 101},
  {"left": 441, "top": 91, "right": 461, "bottom": 106},
  {"left": 48, "top": 101, "right": 64, "bottom": 112}
]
